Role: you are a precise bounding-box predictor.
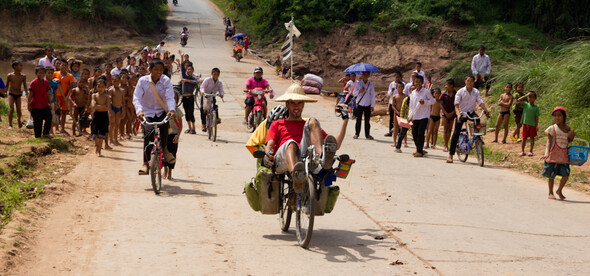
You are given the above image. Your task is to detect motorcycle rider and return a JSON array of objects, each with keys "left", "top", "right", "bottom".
[
  {"left": 180, "top": 27, "right": 189, "bottom": 45},
  {"left": 264, "top": 84, "right": 349, "bottom": 193},
  {"left": 243, "top": 67, "right": 272, "bottom": 124}
]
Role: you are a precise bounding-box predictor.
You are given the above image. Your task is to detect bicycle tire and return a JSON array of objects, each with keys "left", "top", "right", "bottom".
[
  {"left": 296, "top": 176, "right": 315, "bottom": 248},
  {"left": 212, "top": 110, "right": 217, "bottom": 142},
  {"left": 194, "top": 92, "right": 201, "bottom": 110},
  {"left": 254, "top": 111, "right": 263, "bottom": 128},
  {"left": 149, "top": 151, "right": 161, "bottom": 194},
  {"left": 279, "top": 181, "right": 292, "bottom": 232},
  {"left": 456, "top": 133, "right": 469, "bottom": 163},
  {"left": 475, "top": 137, "right": 485, "bottom": 167},
  {"left": 207, "top": 112, "right": 212, "bottom": 140}
]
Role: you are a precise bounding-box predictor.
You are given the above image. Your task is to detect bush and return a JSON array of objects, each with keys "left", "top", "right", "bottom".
[{"left": 354, "top": 23, "right": 369, "bottom": 37}]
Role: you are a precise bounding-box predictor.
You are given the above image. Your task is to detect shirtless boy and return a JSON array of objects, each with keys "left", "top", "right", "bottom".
[
  {"left": 5, "top": 60, "right": 27, "bottom": 129},
  {"left": 119, "top": 72, "right": 133, "bottom": 139},
  {"left": 103, "top": 63, "right": 113, "bottom": 87},
  {"left": 426, "top": 88, "right": 442, "bottom": 149},
  {"left": 70, "top": 78, "right": 91, "bottom": 136},
  {"left": 108, "top": 74, "right": 126, "bottom": 146},
  {"left": 89, "top": 67, "right": 103, "bottom": 90},
  {"left": 91, "top": 78, "right": 111, "bottom": 156},
  {"left": 493, "top": 83, "right": 514, "bottom": 143},
  {"left": 390, "top": 81, "right": 407, "bottom": 147}
]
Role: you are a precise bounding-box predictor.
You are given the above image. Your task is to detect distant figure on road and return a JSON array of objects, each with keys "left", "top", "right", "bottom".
[{"left": 471, "top": 45, "right": 491, "bottom": 95}]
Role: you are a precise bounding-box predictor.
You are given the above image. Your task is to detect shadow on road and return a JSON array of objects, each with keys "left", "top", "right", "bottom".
[
  {"left": 144, "top": 184, "right": 217, "bottom": 197},
  {"left": 101, "top": 156, "right": 136, "bottom": 162},
  {"left": 169, "top": 178, "right": 213, "bottom": 185}
]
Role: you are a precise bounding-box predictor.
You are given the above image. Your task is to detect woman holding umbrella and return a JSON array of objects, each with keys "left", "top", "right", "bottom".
[{"left": 346, "top": 63, "right": 379, "bottom": 140}]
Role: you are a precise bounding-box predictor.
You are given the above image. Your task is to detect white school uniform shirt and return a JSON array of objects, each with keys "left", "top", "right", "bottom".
[
  {"left": 39, "top": 56, "right": 57, "bottom": 70},
  {"left": 413, "top": 70, "right": 426, "bottom": 82},
  {"left": 155, "top": 44, "right": 166, "bottom": 54},
  {"left": 471, "top": 53, "right": 491, "bottom": 75},
  {"left": 201, "top": 76, "right": 225, "bottom": 96},
  {"left": 126, "top": 65, "right": 137, "bottom": 74},
  {"left": 455, "top": 87, "right": 484, "bottom": 113},
  {"left": 133, "top": 74, "right": 175, "bottom": 118},
  {"left": 352, "top": 80, "right": 376, "bottom": 107},
  {"left": 409, "top": 87, "right": 435, "bottom": 120},
  {"left": 111, "top": 67, "right": 122, "bottom": 76},
  {"left": 387, "top": 80, "right": 406, "bottom": 104},
  {"left": 402, "top": 82, "right": 414, "bottom": 96},
  {"left": 344, "top": 79, "right": 357, "bottom": 93}
]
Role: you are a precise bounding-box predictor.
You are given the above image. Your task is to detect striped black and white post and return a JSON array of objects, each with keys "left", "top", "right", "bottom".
[{"left": 283, "top": 16, "right": 300, "bottom": 81}]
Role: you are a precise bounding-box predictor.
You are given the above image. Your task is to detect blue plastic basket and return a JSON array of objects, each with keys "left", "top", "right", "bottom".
[{"left": 569, "top": 138, "right": 589, "bottom": 166}]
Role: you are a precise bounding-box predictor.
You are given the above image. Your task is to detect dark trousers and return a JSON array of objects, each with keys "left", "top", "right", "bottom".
[
  {"left": 355, "top": 105, "right": 371, "bottom": 137},
  {"left": 143, "top": 113, "right": 169, "bottom": 163},
  {"left": 182, "top": 95, "right": 195, "bottom": 122},
  {"left": 412, "top": 118, "right": 429, "bottom": 154},
  {"left": 31, "top": 106, "right": 52, "bottom": 138},
  {"left": 396, "top": 127, "right": 409, "bottom": 149},
  {"left": 449, "top": 113, "right": 479, "bottom": 156},
  {"left": 388, "top": 104, "right": 394, "bottom": 132},
  {"left": 199, "top": 96, "right": 218, "bottom": 126},
  {"left": 163, "top": 133, "right": 178, "bottom": 169}
]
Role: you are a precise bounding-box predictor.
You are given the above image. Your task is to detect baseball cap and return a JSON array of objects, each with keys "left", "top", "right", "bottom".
[{"left": 552, "top": 106, "right": 566, "bottom": 115}]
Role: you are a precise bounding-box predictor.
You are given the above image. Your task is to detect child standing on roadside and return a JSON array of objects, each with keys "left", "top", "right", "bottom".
[
  {"left": 54, "top": 59, "right": 75, "bottom": 134},
  {"left": 108, "top": 75, "right": 125, "bottom": 146},
  {"left": 91, "top": 77, "right": 111, "bottom": 156},
  {"left": 6, "top": 60, "right": 28, "bottom": 129},
  {"left": 492, "top": 83, "right": 514, "bottom": 144},
  {"left": 274, "top": 56, "right": 282, "bottom": 76},
  {"left": 517, "top": 91, "right": 540, "bottom": 156},
  {"left": 440, "top": 79, "right": 456, "bottom": 152},
  {"left": 542, "top": 107, "right": 576, "bottom": 200},
  {"left": 426, "top": 88, "right": 442, "bottom": 149},
  {"left": 45, "top": 67, "right": 59, "bottom": 134},
  {"left": 511, "top": 82, "right": 526, "bottom": 142},
  {"left": 70, "top": 78, "right": 91, "bottom": 137},
  {"left": 27, "top": 66, "right": 52, "bottom": 138},
  {"left": 390, "top": 81, "right": 407, "bottom": 147}
]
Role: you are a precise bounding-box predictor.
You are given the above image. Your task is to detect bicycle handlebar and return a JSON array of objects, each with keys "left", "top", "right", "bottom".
[
  {"left": 138, "top": 115, "right": 172, "bottom": 127},
  {"left": 460, "top": 110, "right": 487, "bottom": 120}
]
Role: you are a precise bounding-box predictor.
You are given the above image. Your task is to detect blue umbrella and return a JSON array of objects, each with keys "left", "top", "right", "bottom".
[
  {"left": 232, "top": 33, "right": 245, "bottom": 39},
  {"left": 343, "top": 63, "right": 381, "bottom": 73}
]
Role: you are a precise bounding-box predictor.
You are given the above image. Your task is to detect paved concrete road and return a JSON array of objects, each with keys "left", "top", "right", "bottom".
[{"left": 11, "top": 0, "right": 590, "bottom": 275}]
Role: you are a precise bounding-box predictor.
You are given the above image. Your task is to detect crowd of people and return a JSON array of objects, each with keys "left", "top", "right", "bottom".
[{"left": 335, "top": 45, "right": 577, "bottom": 199}]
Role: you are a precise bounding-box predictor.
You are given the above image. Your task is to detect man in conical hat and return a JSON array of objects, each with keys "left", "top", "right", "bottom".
[{"left": 264, "top": 83, "right": 349, "bottom": 193}]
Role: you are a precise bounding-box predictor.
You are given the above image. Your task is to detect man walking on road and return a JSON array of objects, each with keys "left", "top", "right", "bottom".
[
  {"left": 133, "top": 59, "right": 177, "bottom": 175},
  {"left": 408, "top": 76, "right": 435, "bottom": 157},
  {"left": 352, "top": 71, "right": 375, "bottom": 140}
]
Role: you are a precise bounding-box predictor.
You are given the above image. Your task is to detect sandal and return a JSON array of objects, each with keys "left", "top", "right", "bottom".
[
  {"left": 519, "top": 152, "right": 525, "bottom": 156},
  {"left": 527, "top": 152, "right": 534, "bottom": 156},
  {"left": 184, "top": 129, "right": 191, "bottom": 133},
  {"left": 138, "top": 164, "right": 149, "bottom": 175}
]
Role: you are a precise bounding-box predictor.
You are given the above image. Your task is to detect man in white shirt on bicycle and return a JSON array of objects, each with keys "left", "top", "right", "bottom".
[
  {"left": 133, "top": 59, "right": 177, "bottom": 175},
  {"left": 199, "top": 68, "right": 224, "bottom": 131}
]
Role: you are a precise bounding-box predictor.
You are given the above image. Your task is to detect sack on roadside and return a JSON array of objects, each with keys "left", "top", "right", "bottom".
[
  {"left": 303, "top": 73, "right": 324, "bottom": 85},
  {"left": 301, "top": 79, "right": 322, "bottom": 90},
  {"left": 302, "top": 85, "right": 320, "bottom": 95}
]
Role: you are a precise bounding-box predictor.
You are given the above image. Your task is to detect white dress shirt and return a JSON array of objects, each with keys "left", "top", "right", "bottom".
[
  {"left": 352, "top": 80, "right": 376, "bottom": 107},
  {"left": 155, "top": 44, "right": 166, "bottom": 54},
  {"left": 387, "top": 80, "right": 406, "bottom": 104},
  {"left": 402, "top": 82, "right": 414, "bottom": 96},
  {"left": 133, "top": 74, "right": 175, "bottom": 117},
  {"left": 39, "top": 56, "right": 57, "bottom": 70},
  {"left": 471, "top": 54, "right": 491, "bottom": 75},
  {"left": 409, "top": 87, "right": 435, "bottom": 120},
  {"left": 413, "top": 70, "right": 426, "bottom": 82},
  {"left": 455, "top": 87, "right": 484, "bottom": 113},
  {"left": 344, "top": 80, "right": 357, "bottom": 93},
  {"left": 201, "top": 76, "right": 224, "bottom": 96},
  {"left": 111, "top": 67, "right": 122, "bottom": 76}
]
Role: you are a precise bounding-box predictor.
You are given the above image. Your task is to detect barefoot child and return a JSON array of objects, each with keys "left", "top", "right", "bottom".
[
  {"left": 27, "top": 66, "right": 52, "bottom": 138},
  {"left": 119, "top": 71, "right": 131, "bottom": 139},
  {"left": 91, "top": 77, "right": 111, "bottom": 156},
  {"left": 511, "top": 82, "right": 526, "bottom": 142},
  {"left": 6, "top": 60, "right": 28, "bottom": 129},
  {"left": 108, "top": 75, "right": 125, "bottom": 146},
  {"left": 103, "top": 63, "right": 113, "bottom": 87},
  {"left": 88, "top": 67, "right": 103, "bottom": 90},
  {"left": 426, "top": 88, "right": 442, "bottom": 149},
  {"left": 45, "top": 68, "right": 59, "bottom": 134},
  {"left": 542, "top": 107, "right": 575, "bottom": 200},
  {"left": 70, "top": 78, "right": 91, "bottom": 136},
  {"left": 54, "top": 59, "right": 75, "bottom": 134},
  {"left": 390, "top": 81, "right": 407, "bottom": 147},
  {"left": 493, "top": 83, "right": 514, "bottom": 143},
  {"left": 440, "top": 79, "right": 456, "bottom": 152},
  {"left": 517, "top": 91, "right": 540, "bottom": 156}
]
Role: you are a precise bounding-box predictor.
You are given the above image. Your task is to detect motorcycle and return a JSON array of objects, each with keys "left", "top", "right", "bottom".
[
  {"left": 180, "top": 33, "right": 188, "bottom": 47},
  {"left": 246, "top": 88, "right": 271, "bottom": 132},
  {"left": 234, "top": 49, "right": 243, "bottom": 62}
]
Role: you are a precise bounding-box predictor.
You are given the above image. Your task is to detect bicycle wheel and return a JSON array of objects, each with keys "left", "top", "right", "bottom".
[
  {"left": 194, "top": 91, "right": 201, "bottom": 110},
  {"left": 279, "top": 181, "right": 292, "bottom": 232},
  {"left": 295, "top": 176, "right": 315, "bottom": 248},
  {"left": 456, "top": 133, "right": 469, "bottom": 163},
  {"left": 149, "top": 151, "right": 162, "bottom": 194},
  {"left": 475, "top": 137, "right": 485, "bottom": 167},
  {"left": 212, "top": 110, "right": 217, "bottom": 142},
  {"left": 207, "top": 113, "right": 212, "bottom": 140}
]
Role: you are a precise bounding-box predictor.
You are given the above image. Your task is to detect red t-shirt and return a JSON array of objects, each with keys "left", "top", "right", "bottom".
[
  {"left": 245, "top": 77, "right": 269, "bottom": 98},
  {"left": 29, "top": 78, "right": 50, "bottom": 109},
  {"left": 266, "top": 119, "right": 328, "bottom": 153}
]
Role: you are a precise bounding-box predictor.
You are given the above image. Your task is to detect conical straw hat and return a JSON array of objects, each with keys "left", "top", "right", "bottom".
[{"left": 274, "top": 83, "right": 318, "bottom": 103}]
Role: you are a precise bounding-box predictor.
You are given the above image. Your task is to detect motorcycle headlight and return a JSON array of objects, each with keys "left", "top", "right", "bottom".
[{"left": 257, "top": 95, "right": 262, "bottom": 100}]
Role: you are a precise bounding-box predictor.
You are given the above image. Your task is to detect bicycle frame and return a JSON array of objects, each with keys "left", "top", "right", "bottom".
[{"left": 203, "top": 94, "right": 220, "bottom": 128}]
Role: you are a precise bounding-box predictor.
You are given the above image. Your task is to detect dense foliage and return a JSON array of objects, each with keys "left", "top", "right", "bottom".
[
  {"left": 0, "top": 0, "right": 167, "bottom": 32},
  {"left": 221, "top": 0, "right": 590, "bottom": 39}
]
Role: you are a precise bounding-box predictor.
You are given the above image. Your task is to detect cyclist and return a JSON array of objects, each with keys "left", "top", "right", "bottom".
[
  {"left": 447, "top": 75, "right": 490, "bottom": 163},
  {"left": 264, "top": 84, "right": 349, "bottom": 193},
  {"left": 133, "top": 58, "right": 177, "bottom": 175},
  {"left": 199, "top": 68, "right": 224, "bottom": 132},
  {"left": 243, "top": 67, "right": 272, "bottom": 124},
  {"left": 245, "top": 105, "right": 288, "bottom": 156}
]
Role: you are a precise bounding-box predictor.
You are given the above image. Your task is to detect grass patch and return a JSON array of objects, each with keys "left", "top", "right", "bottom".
[{"left": 15, "top": 42, "right": 72, "bottom": 49}]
